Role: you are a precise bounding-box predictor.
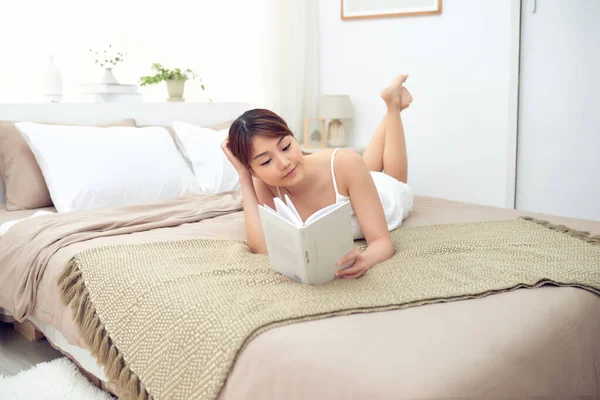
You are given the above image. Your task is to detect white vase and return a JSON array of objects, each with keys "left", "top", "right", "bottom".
[
  {"left": 43, "top": 55, "right": 63, "bottom": 103},
  {"left": 101, "top": 68, "right": 119, "bottom": 84}
]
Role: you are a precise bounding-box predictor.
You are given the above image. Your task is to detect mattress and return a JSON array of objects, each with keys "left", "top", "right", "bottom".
[
  {"left": 2, "top": 196, "right": 599, "bottom": 398},
  {"left": 0, "top": 204, "right": 107, "bottom": 382}
]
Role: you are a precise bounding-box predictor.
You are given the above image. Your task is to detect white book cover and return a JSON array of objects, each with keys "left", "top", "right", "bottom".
[{"left": 258, "top": 194, "right": 355, "bottom": 285}]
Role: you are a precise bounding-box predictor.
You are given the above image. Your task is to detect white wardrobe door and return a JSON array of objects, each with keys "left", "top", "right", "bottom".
[{"left": 516, "top": 0, "right": 600, "bottom": 221}]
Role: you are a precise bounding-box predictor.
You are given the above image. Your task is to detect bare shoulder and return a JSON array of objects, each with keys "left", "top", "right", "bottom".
[
  {"left": 308, "top": 148, "right": 335, "bottom": 161},
  {"left": 332, "top": 148, "right": 368, "bottom": 196},
  {"left": 311, "top": 147, "right": 362, "bottom": 165},
  {"left": 333, "top": 148, "right": 364, "bottom": 165}
]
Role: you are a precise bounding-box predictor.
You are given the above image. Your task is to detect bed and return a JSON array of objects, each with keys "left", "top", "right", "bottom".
[
  {"left": 1, "top": 194, "right": 599, "bottom": 399},
  {"left": 0, "top": 104, "right": 599, "bottom": 399}
]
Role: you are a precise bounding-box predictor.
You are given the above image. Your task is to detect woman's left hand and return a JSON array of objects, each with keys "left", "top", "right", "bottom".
[{"left": 335, "top": 249, "right": 371, "bottom": 279}]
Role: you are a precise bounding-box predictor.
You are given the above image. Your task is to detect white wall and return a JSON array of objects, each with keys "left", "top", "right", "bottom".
[
  {"left": 319, "top": 0, "right": 516, "bottom": 207},
  {"left": 0, "top": 0, "right": 274, "bottom": 106}
]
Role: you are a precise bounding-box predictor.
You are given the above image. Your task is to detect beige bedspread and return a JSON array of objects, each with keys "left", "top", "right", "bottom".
[
  {"left": 1, "top": 195, "right": 600, "bottom": 398},
  {"left": 0, "top": 192, "right": 243, "bottom": 322},
  {"left": 56, "top": 218, "right": 600, "bottom": 400}
]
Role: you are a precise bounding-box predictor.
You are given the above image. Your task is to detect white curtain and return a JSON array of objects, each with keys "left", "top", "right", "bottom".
[
  {"left": 260, "top": 0, "right": 321, "bottom": 137},
  {"left": 0, "top": 0, "right": 320, "bottom": 135}
]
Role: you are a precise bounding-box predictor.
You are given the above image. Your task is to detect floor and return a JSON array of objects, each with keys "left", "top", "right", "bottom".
[{"left": 0, "top": 321, "right": 63, "bottom": 377}]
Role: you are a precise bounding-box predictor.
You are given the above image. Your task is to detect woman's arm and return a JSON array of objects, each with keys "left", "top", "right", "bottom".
[
  {"left": 334, "top": 149, "right": 394, "bottom": 278},
  {"left": 237, "top": 175, "right": 270, "bottom": 254},
  {"left": 221, "top": 139, "right": 272, "bottom": 254}
]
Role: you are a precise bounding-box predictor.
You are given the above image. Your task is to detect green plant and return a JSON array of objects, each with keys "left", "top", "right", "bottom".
[{"left": 139, "top": 63, "right": 205, "bottom": 89}]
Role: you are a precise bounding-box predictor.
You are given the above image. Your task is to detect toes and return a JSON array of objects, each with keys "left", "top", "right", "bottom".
[{"left": 393, "top": 74, "right": 409, "bottom": 86}]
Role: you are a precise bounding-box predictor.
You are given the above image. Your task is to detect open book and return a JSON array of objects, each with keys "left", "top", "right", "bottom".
[{"left": 258, "top": 194, "right": 355, "bottom": 285}]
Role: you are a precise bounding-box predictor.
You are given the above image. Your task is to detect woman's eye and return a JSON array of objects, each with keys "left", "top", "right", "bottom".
[
  {"left": 283, "top": 144, "right": 290, "bottom": 151},
  {"left": 261, "top": 159, "right": 271, "bottom": 166}
]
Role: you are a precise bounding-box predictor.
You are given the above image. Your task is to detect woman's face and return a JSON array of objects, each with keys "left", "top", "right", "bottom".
[{"left": 249, "top": 134, "right": 304, "bottom": 187}]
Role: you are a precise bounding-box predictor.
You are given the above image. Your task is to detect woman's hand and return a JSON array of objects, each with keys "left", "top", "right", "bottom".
[
  {"left": 335, "top": 249, "right": 372, "bottom": 279},
  {"left": 221, "top": 138, "right": 251, "bottom": 181}
]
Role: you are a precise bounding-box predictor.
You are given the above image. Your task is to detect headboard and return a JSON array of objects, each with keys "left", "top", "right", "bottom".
[{"left": 0, "top": 102, "right": 254, "bottom": 205}]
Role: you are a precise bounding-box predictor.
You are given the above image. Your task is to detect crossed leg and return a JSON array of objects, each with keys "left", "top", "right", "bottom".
[{"left": 362, "top": 75, "right": 412, "bottom": 183}]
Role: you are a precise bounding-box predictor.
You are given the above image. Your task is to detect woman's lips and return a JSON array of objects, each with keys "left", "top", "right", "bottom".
[{"left": 284, "top": 167, "right": 296, "bottom": 178}]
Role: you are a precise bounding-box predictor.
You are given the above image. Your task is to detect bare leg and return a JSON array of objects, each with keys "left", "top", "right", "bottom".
[
  {"left": 362, "top": 119, "right": 386, "bottom": 172},
  {"left": 362, "top": 75, "right": 412, "bottom": 183}
]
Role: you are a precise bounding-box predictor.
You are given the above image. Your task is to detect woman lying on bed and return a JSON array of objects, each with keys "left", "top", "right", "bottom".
[{"left": 221, "top": 75, "right": 414, "bottom": 279}]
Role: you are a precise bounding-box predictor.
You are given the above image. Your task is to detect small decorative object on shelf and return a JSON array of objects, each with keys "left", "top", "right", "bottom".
[
  {"left": 139, "top": 63, "right": 207, "bottom": 102},
  {"left": 75, "top": 83, "right": 141, "bottom": 103},
  {"left": 303, "top": 117, "right": 327, "bottom": 148},
  {"left": 89, "top": 45, "right": 126, "bottom": 84},
  {"left": 43, "top": 55, "right": 63, "bottom": 103},
  {"left": 319, "top": 95, "right": 354, "bottom": 147}
]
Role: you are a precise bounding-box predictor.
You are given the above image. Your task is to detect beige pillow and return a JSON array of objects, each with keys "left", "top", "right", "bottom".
[{"left": 0, "top": 119, "right": 136, "bottom": 211}]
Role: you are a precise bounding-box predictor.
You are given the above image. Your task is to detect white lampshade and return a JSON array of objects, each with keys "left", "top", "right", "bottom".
[{"left": 318, "top": 95, "right": 353, "bottom": 120}]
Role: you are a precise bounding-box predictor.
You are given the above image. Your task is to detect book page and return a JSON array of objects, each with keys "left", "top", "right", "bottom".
[
  {"left": 261, "top": 203, "right": 276, "bottom": 213},
  {"left": 304, "top": 200, "right": 349, "bottom": 226},
  {"left": 284, "top": 194, "right": 303, "bottom": 225},
  {"left": 259, "top": 204, "right": 296, "bottom": 228},
  {"left": 273, "top": 197, "right": 302, "bottom": 227}
]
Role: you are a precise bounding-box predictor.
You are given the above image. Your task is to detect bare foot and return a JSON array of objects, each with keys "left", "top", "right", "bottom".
[
  {"left": 390, "top": 74, "right": 409, "bottom": 87},
  {"left": 400, "top": 87, "right": 413, "bottom": 111},
  {"left": 380, "top": 74, "right": 412, "bottom": 110}
]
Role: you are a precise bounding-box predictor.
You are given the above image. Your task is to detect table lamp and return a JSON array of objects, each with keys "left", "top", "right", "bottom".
[{"left": 318, "top": 95, "right": 353, "bottom": 147}]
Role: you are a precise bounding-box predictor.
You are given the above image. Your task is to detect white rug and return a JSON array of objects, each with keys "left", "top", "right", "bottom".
[{"left": 0, "top": 357, "right": 113, "bottom": 400}]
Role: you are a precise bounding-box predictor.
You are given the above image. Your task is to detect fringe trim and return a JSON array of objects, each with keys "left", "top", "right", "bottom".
[
  {"left": 520, "top": 216, "right": 600, "bottom": 245},
  {"left": 57, "top": 258, "right": 153, "bottom": 400},
  {"left": 54, "top": 218, "right": 596, "bottom": 399}
]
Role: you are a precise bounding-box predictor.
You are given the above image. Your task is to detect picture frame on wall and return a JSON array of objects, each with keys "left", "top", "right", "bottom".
[
  {"left": 341, "top": 0, "right": 442, "bottom": 20},
  {"left": 303, "top": 118, "right": 327, "bottom": 148}
]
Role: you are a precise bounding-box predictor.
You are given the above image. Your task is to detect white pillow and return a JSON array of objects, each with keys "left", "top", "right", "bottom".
[
  {"left": 14, "top": 123, "right": 200, "bottom": 213},
  {"left": 171, "top": 121, "right": 240, "bottom": 194}
]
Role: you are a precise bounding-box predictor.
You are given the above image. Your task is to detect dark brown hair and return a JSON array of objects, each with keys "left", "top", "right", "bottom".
[{"left": 228, "top": 108, "right": 293, "bottom": 167}]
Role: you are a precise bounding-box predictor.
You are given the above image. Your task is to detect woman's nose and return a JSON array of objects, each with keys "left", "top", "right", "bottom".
[{"left": 276, "top": 154, "right": 290, "bottom": 170}]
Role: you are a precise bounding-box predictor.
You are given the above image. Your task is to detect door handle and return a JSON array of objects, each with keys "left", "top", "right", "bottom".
[{"left": 532, "top": 0, "right": 537, "bottom": 13}]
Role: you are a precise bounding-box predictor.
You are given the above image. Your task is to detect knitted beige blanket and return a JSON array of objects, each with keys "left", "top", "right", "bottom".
[{"left": 58, "top": 218, "right": 600, "bottom": 400}]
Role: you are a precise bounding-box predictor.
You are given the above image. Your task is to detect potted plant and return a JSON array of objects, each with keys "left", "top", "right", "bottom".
[{"left": 139, "top": 63, "right": 205, "bottom": 102}]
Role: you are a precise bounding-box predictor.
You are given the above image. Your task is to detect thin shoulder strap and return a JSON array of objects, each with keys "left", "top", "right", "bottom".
[
  {"left": 276, "top": 186, "right": 283, "bottom": 200},
  {"left": 330, "top": 148, "right": 341, "bottom": 197}
]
